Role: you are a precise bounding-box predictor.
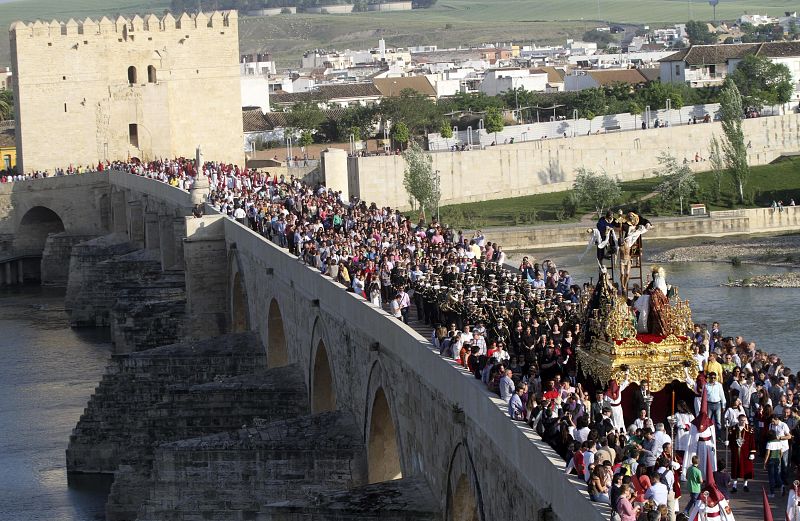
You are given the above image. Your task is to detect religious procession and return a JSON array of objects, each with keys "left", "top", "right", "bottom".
[{"left": 109, "top": 158, "right": 799, "bottom": 521}]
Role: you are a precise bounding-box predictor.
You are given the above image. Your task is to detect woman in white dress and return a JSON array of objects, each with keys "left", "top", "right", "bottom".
[{"left": 604, "top": 377, "right": 630, "bottom": 433}]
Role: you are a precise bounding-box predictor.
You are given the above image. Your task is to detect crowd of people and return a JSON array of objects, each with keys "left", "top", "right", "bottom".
[{"left": 14, "top": 156, "right": 799, "bottom": 520}]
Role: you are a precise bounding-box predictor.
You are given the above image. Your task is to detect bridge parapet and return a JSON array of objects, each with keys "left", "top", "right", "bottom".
[{"left": 215, "top": 212, "right": 609, "bottom": 521}]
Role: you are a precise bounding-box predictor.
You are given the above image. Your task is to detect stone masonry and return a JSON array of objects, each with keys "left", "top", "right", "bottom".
[
  {"left": 67, "top": 332, "right": 270, "bottom": 474},
  {"left": 138, "top": 411, "right": 369, "bottom": 520},
  {"left": 40, "top": 232, "right": 96, "bottom": 285}
]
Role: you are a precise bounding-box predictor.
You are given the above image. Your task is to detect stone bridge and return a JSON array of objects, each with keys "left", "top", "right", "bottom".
[{"left": 2, "top": 172, "right": 607, "bottom": 521}]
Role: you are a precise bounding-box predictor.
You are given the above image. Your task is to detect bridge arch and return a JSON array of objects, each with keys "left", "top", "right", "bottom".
[
  {"left": 310, "top": 339, "right": 336, "bottom": 413},
  {"left": 230, "top": 271, "right": 249, "bottom": 333},
  {"left": 445, "top": 442, "right": 485, "bottom": 521},
  {"left": 15, "top": 206, "right": 65, "bottom": 253},
  {"left": 365, "top": 361, "right": 403, "bottom": 484},
  {"left": 267, "top": 298, "right": 288, "bottom": 367}
]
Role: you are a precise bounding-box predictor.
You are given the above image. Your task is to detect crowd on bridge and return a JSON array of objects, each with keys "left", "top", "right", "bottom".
[{"left": 17, "top": 155, "right": 800, "bottom": 521}]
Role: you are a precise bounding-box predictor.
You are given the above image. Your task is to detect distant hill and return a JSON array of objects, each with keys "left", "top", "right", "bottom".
[{"left": 0, "top": 0, "right": 792, "bottom": 66}]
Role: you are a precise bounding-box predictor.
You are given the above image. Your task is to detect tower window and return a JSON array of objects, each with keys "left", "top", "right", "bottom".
[
  {"left": 147, "top": 65, "right": 157, "bottom": 83},
  {"left": 127, "top": 66, "right": 137, "bottom": 85},
  {"left": 129, "top": 124, "right": 139, "bottom": 148}
]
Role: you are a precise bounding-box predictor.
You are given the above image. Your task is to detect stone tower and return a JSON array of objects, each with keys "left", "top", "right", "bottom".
[{"left": 10, "top": 11, "right": 244, "bottom": 173}]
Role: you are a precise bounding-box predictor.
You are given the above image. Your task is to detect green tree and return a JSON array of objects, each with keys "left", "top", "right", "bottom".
[
  {"left": 391, "top": 121, "right": 410, "bottom": 150},
  {"left": 439, "top": 120, "right": 453, "bottom": 139},
  {"left": 336, "top": 105, "right": 376, "bottom": 144},
  {"left": 719, "top": 78, "right": 749, "bottom": 204},
  {"left": 572, "top": 168, "right": 622, "bottom": 218},
  {"left": 582, "top": 29, "right": 616, "bottom": 49},
  {"left": 636, "top": 81, "right": 684, "bottom": 111},
  {"left": 484, "top": 107, "right": 504, "bottom": 141},
  {"left": 708, "top": 136, "right": 725, "bottom": 202},
  {"left": 685, "top": 20, "right": 716, "bottom": 45},
  {"left": 379, "top": 88, "right": 442, "bottom": 136},
  {"left": 286, "top": 102, "right": 325, "bottom": 133},
  {"left": 402, "top": 141, "right": 439, "bottom": 219},
  {"left": 729, "top": 54, "right": 793, "bottom": 110},
  {"left": 654, "top": 153, "right": 699, "bottom": 215},
  {"left": 789, "top": 20, "right": 800, "bottom": 38},
  {"left": 298, "top": 130, "right": 314, "bottom": 148}
]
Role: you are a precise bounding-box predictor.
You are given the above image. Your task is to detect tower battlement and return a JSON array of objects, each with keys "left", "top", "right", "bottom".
[
  {"left": 10, "top": 9, "right": 243, "bottom": 173},
  {"left": 9, "top": 10, "right": 238, "bottom": 39}
]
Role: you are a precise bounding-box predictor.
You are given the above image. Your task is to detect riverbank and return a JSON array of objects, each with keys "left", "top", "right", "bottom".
[
  {"left": 647, "top": 233, "right": 800, "bottom": 288},
  {"left": 650, "top": 233, "right": 800, "bottom": 267},
  {"left": 723, "top": 272, "right": 800, "bottom": 288}
]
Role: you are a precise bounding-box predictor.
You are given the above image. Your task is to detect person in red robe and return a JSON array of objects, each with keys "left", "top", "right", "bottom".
[{"left": 728, "top": 413, "right": 756, "bottom": 493}]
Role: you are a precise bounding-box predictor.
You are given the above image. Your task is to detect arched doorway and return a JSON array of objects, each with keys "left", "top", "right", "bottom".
[
  {"left": 311, "top": 340, "right": 336, "bottom": 413},
  {"left": 16, "top": 206, "right": 65, "bottom": 253},
  {"left": 267, "top": 298, "right": 288, "bottom": 367},
  {"left": 367, "top": 387, "right": 402, "bottom": 484},
  {"left": 231, "top": 271, "right": 248, "bottom": 333},
  {"left": 448, "top": 475, "right": 480, "bottom": 521}
]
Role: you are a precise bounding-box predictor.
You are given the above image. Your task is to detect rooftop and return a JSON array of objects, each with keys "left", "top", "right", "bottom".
[
  {"left": 661, "top": 41, "right": 800, "bottom": 64},
  {"left": 585, "top": 69, "right": 649, "bottom": 86},
  {"left": 270, "top": 83, "right": 381, "bottom": 104}
]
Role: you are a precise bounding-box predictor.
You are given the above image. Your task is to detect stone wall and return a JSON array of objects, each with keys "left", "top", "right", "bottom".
[
  {"left": 67, "top": 332, "right": 270, "bottom": 474},
  {"left": 41, "top": 232, "right": 97, "bottom": 285},
  {"left": 64, "top": 233, "right": 139, "bottom": 326},
  {"left": 139, "top": 411, "right": 368, "bottom": 520},
  {"left": 481, "top": 205, "right": 800, "bottom": 251},
  {"left": 11, "top": 12, "right": 244, "bottom": 173},
  {"left": 346, "top": 113, "right": 800, "bottom": 210}
]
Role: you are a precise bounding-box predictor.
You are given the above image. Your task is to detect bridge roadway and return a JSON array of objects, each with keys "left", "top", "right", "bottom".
[{"left": 1, "top": 170, "right": 779, "bottom": 519}]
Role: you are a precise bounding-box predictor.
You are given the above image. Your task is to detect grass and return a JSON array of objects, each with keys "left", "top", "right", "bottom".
[
  {"left": 438, "top": 156, "right": 800, "bottom": 229},
  {"left": 238, "top": 14, "right": 591, "bottom": 66},
  {"left": 430, "top": 0, "right": 792, "bottom": 24}
]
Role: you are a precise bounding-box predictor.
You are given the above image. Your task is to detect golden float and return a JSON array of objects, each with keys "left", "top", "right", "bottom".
[{"left": 576, "top": 276, "right": 698, "bottom": 392}]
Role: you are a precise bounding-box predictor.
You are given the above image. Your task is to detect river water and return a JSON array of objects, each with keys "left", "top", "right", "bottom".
[
  {"left": 1, "top": 249, "right": 799, "bottom": 520},
  {"left": 0, "top": 286, "right": 111, "bottom": 521}
]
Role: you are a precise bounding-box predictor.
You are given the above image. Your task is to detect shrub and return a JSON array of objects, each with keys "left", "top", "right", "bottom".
[
  {"left": 560, "top": 193, "right": 579, "bottom": 218},
  {"left": 730, "top": 256, "right": 742, "bottom": 266}
]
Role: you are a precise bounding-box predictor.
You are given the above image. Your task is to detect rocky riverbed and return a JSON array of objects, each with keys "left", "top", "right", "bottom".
[
  {"left": 650, "top": 234, "right": 800, "bottom": 288},
  {"left": 723, "top": 273, "right": 800, "bottom": 288},
  {"left": 649, "top": 234, "right": 800, "bottom": 267}
]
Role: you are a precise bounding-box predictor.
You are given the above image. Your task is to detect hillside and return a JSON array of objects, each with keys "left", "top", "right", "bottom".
[{"left": 0, "top": 0, "right": 793, "bottom": 66}]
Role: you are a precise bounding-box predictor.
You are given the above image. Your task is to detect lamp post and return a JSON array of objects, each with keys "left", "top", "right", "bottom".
[
  {"left": 666, "top": 98, "right": 672, "bottom": 127},
  {"left": 434, "top": 169, "right": 441, "bottom": 222},
  {"left": 285, "top": 135, "right": 293, "bottom": 167}
]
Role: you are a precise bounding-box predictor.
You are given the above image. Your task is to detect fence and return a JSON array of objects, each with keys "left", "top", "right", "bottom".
[{"left": 427, "top": 102, "right": 789, "bottom": 151}]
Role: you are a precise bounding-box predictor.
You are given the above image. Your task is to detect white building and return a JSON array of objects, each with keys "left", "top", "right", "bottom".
[
  {"left": 240, "top": 53, "right": 276, "bottom": 76},
  {"left": 660, "top": 42, "right": 800, "bottom": 97},
  {"left": 240, "top": 76, "right": 270, "bottom": 113},
  {"left": 739, "top": 14, "right": 778, "bottom": 27},
  {"left": 479, "top": 68, "right": 548, "bottom": 95}
]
